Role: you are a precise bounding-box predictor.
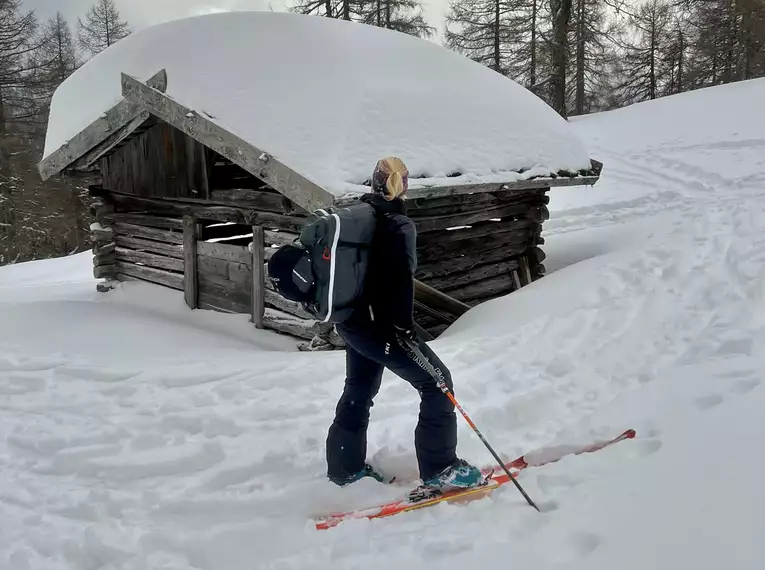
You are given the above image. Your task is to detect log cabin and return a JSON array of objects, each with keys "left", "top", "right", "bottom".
[{"left": 37, "top": 12, "right": 602, "bottom": 349}]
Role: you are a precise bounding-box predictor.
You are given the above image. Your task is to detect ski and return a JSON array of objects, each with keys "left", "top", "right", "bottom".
[{"left": 314, "top": 428, "right": 636, "bottom": 530}]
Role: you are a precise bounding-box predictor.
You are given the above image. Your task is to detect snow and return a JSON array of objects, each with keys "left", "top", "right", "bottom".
[
  {"left": 6, "top": 77, "right": 765, "bottom": 569},
  {"left": 42, "top": 12, "right": 591, "bottom": 198}
]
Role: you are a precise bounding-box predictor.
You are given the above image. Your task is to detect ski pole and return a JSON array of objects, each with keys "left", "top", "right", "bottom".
[{"left": 402, "top": 337, "right": 541, "bottom": 512}]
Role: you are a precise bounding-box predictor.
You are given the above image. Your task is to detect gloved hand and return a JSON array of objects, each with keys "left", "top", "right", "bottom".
[{"left": 394, "top": 325, "right": 417, "bottom": 345}]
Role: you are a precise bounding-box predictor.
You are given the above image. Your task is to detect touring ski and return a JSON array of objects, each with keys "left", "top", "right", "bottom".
[{"left": 314, "top": 428, "right": 636, "bottom": 530}]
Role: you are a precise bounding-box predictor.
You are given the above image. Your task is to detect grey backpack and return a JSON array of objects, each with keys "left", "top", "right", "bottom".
[{"left": 286, "top": 202, "right": 377, "bottom": 323}]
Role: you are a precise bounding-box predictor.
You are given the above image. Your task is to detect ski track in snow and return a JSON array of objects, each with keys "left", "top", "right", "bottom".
[{"left": 2, "top": 81, "right": 765, "bottom": 569}]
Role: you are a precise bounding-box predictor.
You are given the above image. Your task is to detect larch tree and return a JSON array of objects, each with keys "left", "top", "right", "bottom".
[
  {"left": 0, "top": 0, "right": 39, "bottom": 134},
  {"left": 549, "top": 0, "right": 573, "bottom": 116},
  {"left": 444, "top": 0, "right": 547, "bottom": 88},
  {"left": 568, "top": 0, "right": 618, "bottom": 114},
  {"left": 77, "top": 0, "right": 131, "bottom": 57},
  {"left": 289, "top": 0, "right": 435, "bottom": 37},
  {"left": 617, "top": 0, "right": 674, "bottom": 103}
]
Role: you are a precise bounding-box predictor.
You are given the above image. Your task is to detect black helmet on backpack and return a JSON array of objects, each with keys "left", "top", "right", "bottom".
[{"left": 267, "top": 243, "right": 315, "bottom": 304}]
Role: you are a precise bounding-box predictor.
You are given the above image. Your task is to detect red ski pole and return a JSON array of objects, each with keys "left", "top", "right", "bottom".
[{"left": 402, "top": 337, "right": 541, "bottom": 512}]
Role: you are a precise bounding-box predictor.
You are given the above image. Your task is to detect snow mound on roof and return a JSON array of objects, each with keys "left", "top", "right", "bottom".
[{"left": 43, "top": 11, "right": 592, "bottom": 197}]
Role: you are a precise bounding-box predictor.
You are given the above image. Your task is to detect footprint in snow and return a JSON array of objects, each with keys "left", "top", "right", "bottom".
[
  {"left": 570, "top": 532, "right": 602, "bottom": 558},
  {"left": 694, "top": 393, "right": 724, "bottom": 411},
  {"left": 730, "top": 378, "right": 761, "bottom": 395}
]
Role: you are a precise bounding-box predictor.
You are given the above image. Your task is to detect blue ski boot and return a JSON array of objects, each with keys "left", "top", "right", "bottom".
[
  {"left": 329, "top": 464, "right": 386, "bottom": 487},
  {"left": 409, "top": 459, "right": 483, "bottom": 501}
]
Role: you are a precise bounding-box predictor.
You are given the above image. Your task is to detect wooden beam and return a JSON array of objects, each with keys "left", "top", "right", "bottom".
[
  {"left": 114, "top": 235, "right": 184, "bottom": 259},
  {"left": 70, "top": 111, "right": 153, "bottom": 170},
  {"left": 115, "top": 247, "right": 184, "bottom": 273},
  {"left": 406, "top": 175, "right": 598, "bottom": 200},
  {"left": 414, "top": 280, "right": 471, "bottom": 318},
  {"left": 120, "top": 72, "right": 334, "bottom": 212},
  {"left": 183, "top": 215, "right": 199, "bottom": 309},
  {"left": 116, "top": 261, "right": 183, "bottom": 290},
  {"left": 38, "top": 70, "right": 167, "bottom": 181},
  {"left": 114, "top": 222, "right": 183, "bottom": 245},
  {"left": 264, "top": 289, "right": 313, "bottom": 320},
  {"left": 101, "top": 190, "right": 306, "bottom": 233},
  {"left": 264, "top": 230, "right": 299, "bottom": 247},
  {"left": 251, "top": 226, "right": 265, "bottom": 329}
]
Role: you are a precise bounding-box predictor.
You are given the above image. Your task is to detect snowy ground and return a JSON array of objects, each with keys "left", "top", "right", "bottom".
[{"left": 3, "top": 79, "right": 765, "bottom": 570}]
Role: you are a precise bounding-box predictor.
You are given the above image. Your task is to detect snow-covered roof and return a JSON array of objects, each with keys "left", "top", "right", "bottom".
[{"left": 42, "top": 11, "right": 594, "bottom": 198}]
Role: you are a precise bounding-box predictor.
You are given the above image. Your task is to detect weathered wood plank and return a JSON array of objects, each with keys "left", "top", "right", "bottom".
[
  {"left": 251, "top": 226, "right": 265, "bottom": 329},
  {"left": 406, "top": 177, "right": 596, "bottom": 200},
  {"left": 198, "top": 292, "right": 250, "bottom": 314},
  {"left": 264, "top": 230, "right": 299, "bottom": 247},
  {"left": 115, "top": 247, "right": 184, "bottom": 272},
  {"left": 110, "top": 212, "right": 183, "bottom": 231},
  {"left": 414, "top": 280, "right": 471, "bottom": 318},
  {"left": 101, "top": 123, "right": 211, "bottom": 200},
  {"left": 417, "top": 228, "right": 532, "bottom": 264},
  {"left": 94, "top": 264, "right": 116, "bottom": 279},
  {"left": 114, "top": 235, "right": 184, "bottom": 258},
  {"left": 262, "top": 313, "right": 316, "bottom": 341},
  {"left": 264, "top": 289, "right": 313, "bottom": 320},
  {"left": 104, "top": 191, "right": 306, "bottom": 233},
  {"left": 198, "top": 278, "right": 251, "bottom": 314},
  {"left": 113, "top": 222, "right": 183, "bottom": 245},
  {"left": 197, "top": 254, "right": 251, "bottom": 285},
  {"left": 407, "top": 188, "right": 546, "bottom": 212},
  {"left": 93, "top": 242, "right": 116, "bottom": 256},
  {"left": 444, "top": 273, "right": 516, "bottom": 303},
  {"left": 116, "top": 261, "right": 183, "bottom": 290},
  {"left": 196, "top": 241, "right": 251, "bottom": 265},
  {"left": 121, "top": 72, "right": 334, "bottom": 212},
  {"left": 415, "top": 219, "right": 534, "bottom": 249},
  {"left": 94, "top": 254, "right": 116, "bottom": 267},
  {"left": 183, "top": 216, "right": 198, "bottom": 309},
  {"left": 519, "top": 257, "right": 533, "bottom": 286},
  {"left": 416, "top": 243, "right": 529, "bottom": 280},
  {"left": 210, "top": 189, "right": 291, "bottom": 213},
  {"left": 413, "top": 203, "right": 541, "bottom": 233},
  {"left": 38, "top": 70, "right": 167, "bottom": 181},
  {"left": 71, "top": 112, "right": 153, "bottom": 170},
  {"left": 413, "top": 300, "right": 457, "bottom": 325},
  {"left": 92, "top": 228, "right": 114, "bottom": 243},
  {"left": 425, "top": 259, "right": 520, "bottom": 291},
  {"left": 408, "top": 191, "right": 547, "bottom": 218}
]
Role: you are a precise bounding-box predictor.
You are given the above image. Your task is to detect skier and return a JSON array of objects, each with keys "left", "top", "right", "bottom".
[{"left": 326, "top": 156, "right": 482, "bottom": 493}]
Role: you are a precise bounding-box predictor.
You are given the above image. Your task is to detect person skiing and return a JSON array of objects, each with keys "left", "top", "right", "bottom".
[{"left": 326, "top": 156, "right": 482, "bottom": 494}]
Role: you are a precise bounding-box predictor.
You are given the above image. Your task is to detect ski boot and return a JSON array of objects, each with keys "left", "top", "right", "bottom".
[
  {"left": 408, "top": 459, "right": 484, "bottom": 502},
  {"left": 328, "top": 464, "right": 386, "bottom": 487}
]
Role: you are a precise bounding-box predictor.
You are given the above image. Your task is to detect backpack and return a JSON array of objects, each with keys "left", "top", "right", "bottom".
[{"left": 267, "top": 202, "right": 377, "bottom": 324}]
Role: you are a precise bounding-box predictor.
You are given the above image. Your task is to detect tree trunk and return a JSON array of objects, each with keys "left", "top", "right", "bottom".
[
  {"left": 550, "top": 0, "right": 572, "bottom": 116},
  {"left": 386, "top": 0, "right": 391, "bottom": 28},
  {"left": 531, "top": 0, "right": 537, "bottom": 87},
  {"left": 650, "top": 12, "right": 657, "bottom": 99},
  {"left": 377, "top": 0, "right": 382, "bottom": 26},
  {"left": 494, "top": 0, "right": 501, "bottom": 72},
  {"left": 0, "top": 87, "right": 6, "bottom": 135},
  {"left": 325, "top": 0, "right": 332, "bottom": 17},
  {"left": 677, "top": 29, "right": 684, "bottom": 92},
  {"left": 343, "top": 0, "right": 350, "bottom": 20},
  {"left": 575, "top": 0, "right": 585, "bottom": 115}
]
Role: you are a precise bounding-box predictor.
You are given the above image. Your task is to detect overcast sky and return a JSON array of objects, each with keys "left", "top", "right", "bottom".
[{"left": 22, "top": 0, "right": 449, "bottom": 43}]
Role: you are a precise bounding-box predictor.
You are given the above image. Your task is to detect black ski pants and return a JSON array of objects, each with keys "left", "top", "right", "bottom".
[{"left": 326, "top": 320, "right": 457, "bottom": 481}]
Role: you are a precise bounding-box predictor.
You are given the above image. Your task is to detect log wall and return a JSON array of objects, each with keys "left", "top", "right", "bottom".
[{"left": 89, "top": 178, "right": 552, "bottom": 343}]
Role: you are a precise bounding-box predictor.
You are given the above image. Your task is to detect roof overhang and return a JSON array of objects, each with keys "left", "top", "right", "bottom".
[{"left": 37, "top": 69, "right": 168, "bottom": 182}]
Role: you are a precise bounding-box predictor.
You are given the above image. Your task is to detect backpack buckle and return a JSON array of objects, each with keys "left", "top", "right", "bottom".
[{"left": 322, "top": 246, "right": 331, "bottom": 261}]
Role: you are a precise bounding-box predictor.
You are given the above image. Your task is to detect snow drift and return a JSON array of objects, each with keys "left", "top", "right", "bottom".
[
  {"left": 5, "top": 79, "right": 765, "bottom": 569},
  {"left": 42, "top": 11, "right": 592, "bottom": 197}
]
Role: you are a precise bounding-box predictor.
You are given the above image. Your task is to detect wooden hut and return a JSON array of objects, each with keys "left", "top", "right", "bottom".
[{"left": 38, "top": 12, "right": 601, "bottom": 347}]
